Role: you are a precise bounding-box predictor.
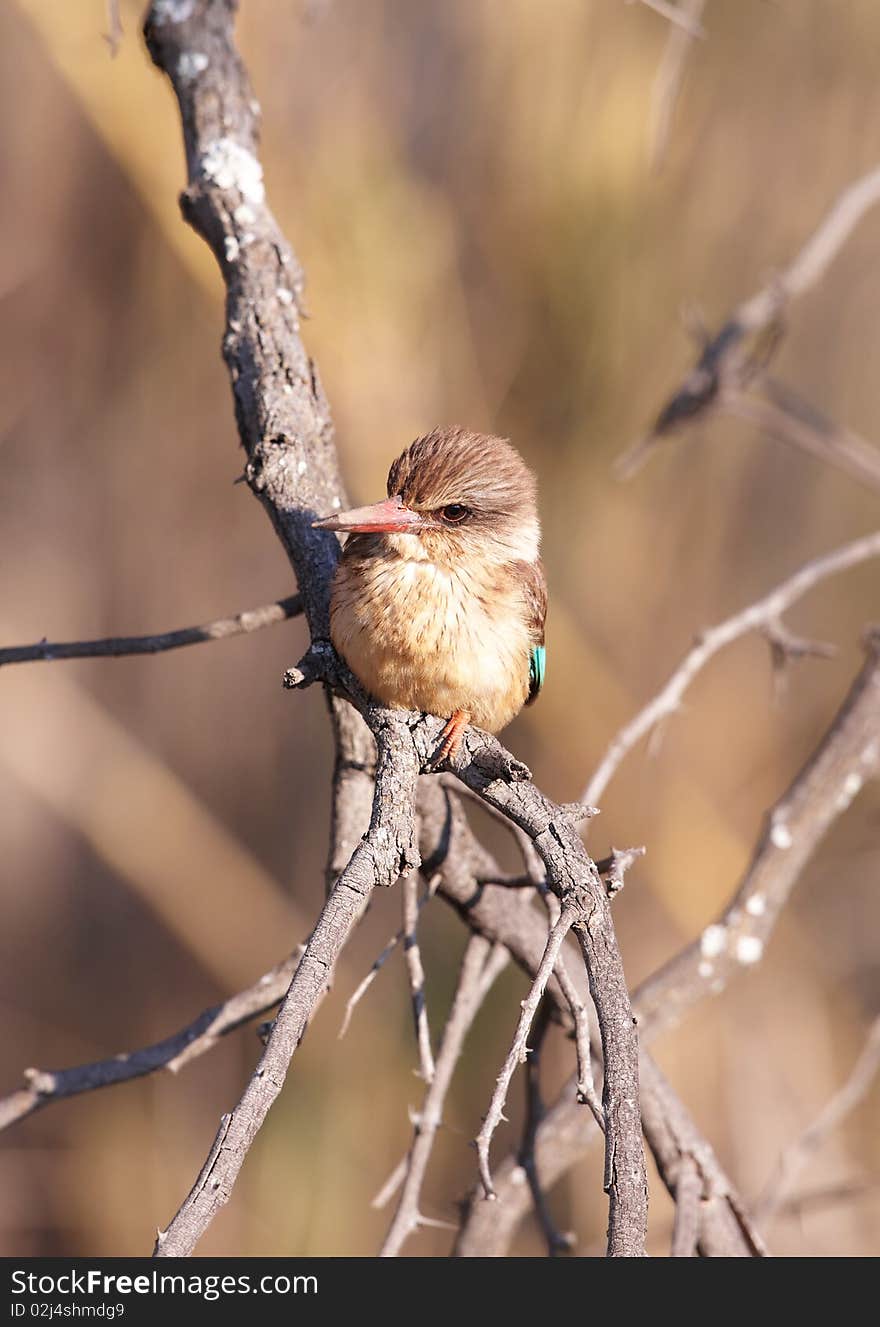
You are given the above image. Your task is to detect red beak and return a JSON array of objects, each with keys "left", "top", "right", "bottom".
[{"left": 312, "top": 494, "right": 425, "bottom": 534}]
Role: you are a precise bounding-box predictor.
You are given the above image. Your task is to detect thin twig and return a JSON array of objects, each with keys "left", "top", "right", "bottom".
[
  {"left": 755, "top": 1014, "right": 880, "bottom": 1225},
  {"left": 647, "top": 0, "right": 707, "bottom": 170},
  {"left": 0, "top": 595, "right": 302, "bottom": 668},
  {"left": 379, "top": 937, "right": 509, "bottom": 1255},
  {"left": 518, "top": 999, "right": 576, "bottom": 1256},
  {"left": 338, "top": 928, "right": 404, "bottom": 1040},
  {"left": 583, "top": 530, "right": 880, "bottom": 805},
  {"left": 0, "top": 951, "right": 301, "bottom": 1133},
  {"left": 104, "top": 0, "right": 124, "bottom": 55},
  {"left": 541, "top": 893, "right": 604, "bottom": 1127},
  {"left": 403, "top": 876, "right": 435, "bottom": 1084},
  {"left": 475, "top": 905, "right": 579, "bottom": 1199},
  {"left": 525, "top": 999, "right": 580, "bottom": 1256},
  {"left": 722, "top": 386, "right": 880, "bottom": 495}
]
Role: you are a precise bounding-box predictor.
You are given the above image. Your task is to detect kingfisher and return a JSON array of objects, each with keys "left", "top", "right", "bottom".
[{"left": 313, "top": 427, "right": 546, "bottom": 763}]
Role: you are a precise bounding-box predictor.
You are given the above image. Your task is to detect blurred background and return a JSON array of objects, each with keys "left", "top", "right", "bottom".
[{"left": 1, "top": 0, "right": 878, "bottom": 1257}]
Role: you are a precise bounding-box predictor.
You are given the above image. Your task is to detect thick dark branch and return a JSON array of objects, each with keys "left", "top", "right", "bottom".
[{"left": 0, "top": 595, "right": 302, "bottom": 668}]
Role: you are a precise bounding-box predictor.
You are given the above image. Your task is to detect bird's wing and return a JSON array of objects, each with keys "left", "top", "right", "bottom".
[{"left": 515, "top": 558, "right": 547, "bottom": 705}]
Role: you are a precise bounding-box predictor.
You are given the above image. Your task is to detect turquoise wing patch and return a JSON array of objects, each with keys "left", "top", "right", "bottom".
[{"left": 527, "top": 644, "right": 546, "bottom": 705}]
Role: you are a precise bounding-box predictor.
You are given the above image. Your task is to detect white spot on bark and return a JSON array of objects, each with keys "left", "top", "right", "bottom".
[
  {"left": 836, "top": 771, "right": 863, "bottom": 811},
  {"left": 332, "top": 496, "right": 342, "bottom": 509},
  {"left": 177, "top": 52, "right": 208, "bottom": 81},
  {"left": 698, "top": 960, "right": 714, "bottom": 979},
  {"left": 510, "top": 1166, "right": 528, "bottom": 1187},
  {"left": 770, "top": 821, "right": 792, "bottom": 850},
  {"left": 297, "top": 460, "right": 308, "bottom": 476},
  {"left": 224, "top": 235, "right": 240, "bottom": 262},
  {"left": 700, "top": 924, "right": 727, "bottom": 959},
  {"left": 746, "top": 894, "right": 766, "bottom": 917},
  {"left": 277, "top": 288, "right": 294, "bottom": 305},
  {"left": 153, "top": 0, "right": 194, "bottom": 22},
  {"left": 736, "top": 935, "right": 763, "bottom": 965},
  {"left": 201, "top": 138, "right": 265, "bottom": 205},
  {"left": 233, "top": 203, "right": 256, "bottom": 226}
]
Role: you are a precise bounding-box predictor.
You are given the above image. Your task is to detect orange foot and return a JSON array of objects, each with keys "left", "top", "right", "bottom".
[{"left": 434, "top": 709, "right": 471, "bottom": 766}]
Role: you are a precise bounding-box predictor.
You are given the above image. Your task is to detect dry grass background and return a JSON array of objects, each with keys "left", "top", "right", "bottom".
[{"left": 0, "top": 0, "right": 878, "bottom": 1256}]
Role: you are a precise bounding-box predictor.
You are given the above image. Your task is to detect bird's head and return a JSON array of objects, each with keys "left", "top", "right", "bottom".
[{"left": 313, "top": 427, "right": 540, "bottom": 568}]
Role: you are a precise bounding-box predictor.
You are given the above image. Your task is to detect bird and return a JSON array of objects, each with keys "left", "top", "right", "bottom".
[{"left": 312, "top": 426, "right": 546, "bottom": 763}]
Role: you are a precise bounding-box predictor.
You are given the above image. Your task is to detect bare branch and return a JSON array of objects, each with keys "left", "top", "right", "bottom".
[
  {"left": 104, "top": 0, "right": 124, "bottom": 55},
  {"left": 619, "top": 163, "right": 880, "bottom": 475},
  {"left": 518, "top": 999, "right": 575, "bottom": 1256},
  {"left": 379, "top": 937, "right": 509, "bottom": 1256},
  {"left": 635, "top": 630, "right": 880, "bottom": 1039},
  {"left": 636, "top": 0, "right": 705, "bottom": 38},
  {"left": 541, "top": 892, "right": 604, "bottom": 1126},
  {"left": 584, "top": 531, "right": 880, "bottom": 805},
  {"left": 755, "top": 1014, "right": 880, "bottom": 1225},
  {"left": 640, "top": 1055, "right": 767, "bottom": 1257},
  {"left": 646, "top": 0, "right": 707, "bottom": 170},
  {"left": 403, "top": 876, "right": 435, "bottom": 1084},
  {"left": 722, "top": 386, "right": 880, "bottom": 495},
  {"left": 0, "top": 952, "right": 300, "bottom": 1134},
  {"left": 418, "top": 777, "right": 764, "bottom": 1259},
  {"left": 154, "top": 710, "right": 422, "bottom": 1257},
  {"left": 455, "top": 634, "right": 880, "bottom": 1255},
  {"left": 475, "top": 904, "right": 580, "bottom": 1199},
  {"left": 0, "top": 595, "right": 302, "bottom": 669}
]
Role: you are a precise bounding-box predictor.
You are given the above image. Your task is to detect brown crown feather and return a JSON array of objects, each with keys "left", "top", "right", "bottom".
[{"left": 386, "top": 426, "right": 537, "bottom": 519}]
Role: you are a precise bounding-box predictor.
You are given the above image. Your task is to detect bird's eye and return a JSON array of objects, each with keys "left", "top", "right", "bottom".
[{"left": 440, "top": 503, "right": 471, "bottom": 524}]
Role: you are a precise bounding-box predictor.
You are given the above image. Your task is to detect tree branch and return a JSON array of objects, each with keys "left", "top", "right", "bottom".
[
  {"left": 618, "top": 163, "right": 880, "bottom": 477},
  {"left": 584, "top": 530, "right": 880, "bottom": 805},
  {"left": 646, "top": 0, "right": 707, "bottom": 171},
  {"left": 0, "top": 951, "right": 300, "bottom": 1133},
  {"left": 0, "top": 595, "right": 302, "bottom": 668},
  {"left": 755, "top": 1013, "right": 880, "bottom": 1225},
  {"left": 454, "top": 634, "right": 880, "bottom": 1252},
  {"left": 379, "top": 935, "right": 509, "bottom": 1256},
  {"left": 154, "top": 707, "right": 422, "bottom": 1257}
]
